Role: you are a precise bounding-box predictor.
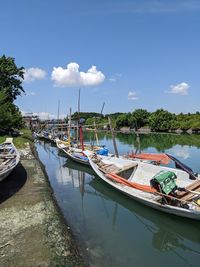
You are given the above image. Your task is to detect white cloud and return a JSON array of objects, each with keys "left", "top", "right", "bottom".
[
  {"left": 128, "top": 91, "right": 138, "bottom": 100},
  {"left": 109, "top": 77, "right": 116, "bottom": 82},
  {"left": 24, "top": 68, "right": 47, "bottom": 82},
  {"left": 168, "top": 82, "right": 190, "bottom": 95},
  {"left": 51, "top": 62, "right": 105, "bottom": 87},
  {"left": 26, "top": 91, "right": 36, "bottom": 96},
  {"left": 109, "top": 73, "right": 122, "bottom": 82}
]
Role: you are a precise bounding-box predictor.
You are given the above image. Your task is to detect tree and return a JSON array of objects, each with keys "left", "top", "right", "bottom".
[
  {"left": 0, "top": 55, "right": 24, "bottom": 101},
  {"left": 0, "top": 55, "right": 24, "bottom": 130},
  {"left": 130, "top": 109, "right": 149, "bottom": 129},
  {"left": 0, "top": 91, "right": 23, "bottom": 129},
  {"left": 116, "top": 113, "right": 130, "bottom": 128},
  {"left": 148, "top": 109, "right": 175, "bottom": 131}
]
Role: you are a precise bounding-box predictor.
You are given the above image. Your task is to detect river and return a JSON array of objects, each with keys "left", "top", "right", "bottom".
[{"left": 35, "top": 132, "right": 200, "bottom": 267}]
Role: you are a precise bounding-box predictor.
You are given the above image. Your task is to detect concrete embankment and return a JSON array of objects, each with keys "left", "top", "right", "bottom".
[{"left": 0, "top": 143, "right": 87, "bottom": 267}]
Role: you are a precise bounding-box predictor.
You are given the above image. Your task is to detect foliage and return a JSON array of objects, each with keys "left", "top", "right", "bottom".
[
  {"left": 71, "top": 112, "right": 102, "bottom": 121},
  {"left": 74, "top": 108, "right": 200, "bottom": 132},
  {"left": 0, "top": 55, "right": 24, "bottom": 130},
  {"left": 116, "top": 113, "right": 130, "bottom": 128},
  {"left": 0, "top": 91, "right": 23, "bottom": 129},
  {"left": 130, "top": 109, "right": 149, "bottom": 129},
  {"left": 0, "top": 55, "right": 24, "bottom": 101},
  {"left": 148, "top": 109, "right": 175, "bottom": 131}
]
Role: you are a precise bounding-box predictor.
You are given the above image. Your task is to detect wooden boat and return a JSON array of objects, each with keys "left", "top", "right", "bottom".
[
  {"left": 84, "top": 150, "right": 200, "bottom": 220},
  {"left": 0, "top": 138, "right": 20, "bottom": 182},
  {"left": 56, "top": 138, "right": 109, "bottom": 166},
  {"left": 56, "top": 138, "right": 90, "bottom": 165}
]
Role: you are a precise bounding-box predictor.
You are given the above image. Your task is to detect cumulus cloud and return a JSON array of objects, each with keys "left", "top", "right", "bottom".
[
  {"left": 24, "top": 67, "right": 47, "bottom": 82},
  {"left": 168, "top": 82, "right": 190, "bottom": 95},
  {"left": 51, "top": 62, "right": 105, "bottom": 87},
  {"left": 128, "top": 91, "right": 138, "bottom": 100}
]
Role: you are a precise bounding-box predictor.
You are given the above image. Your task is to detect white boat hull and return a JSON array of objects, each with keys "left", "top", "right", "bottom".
[
  {"left": 87, "top": 153, "right": 200, "bottom": 220},
  {"left": 0, "top": 138, "right": 20, "bottom": 182}
]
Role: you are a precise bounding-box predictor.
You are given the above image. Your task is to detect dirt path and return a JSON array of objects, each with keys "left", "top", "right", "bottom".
[{"left": 0, "top": 143, "right": 87, "bottom": 267}]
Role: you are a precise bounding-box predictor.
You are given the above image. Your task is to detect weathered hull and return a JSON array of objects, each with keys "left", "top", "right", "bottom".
[
  {"left": 88, "top": 156, "right": 200, "bottom": 220},
  {"left": 56, "top": 141, "right": 90, "bottom": 166},
  {"left": 0, "top": 139, "right": 20, "bottom": 182}
]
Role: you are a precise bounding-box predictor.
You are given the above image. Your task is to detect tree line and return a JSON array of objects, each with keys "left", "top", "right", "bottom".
[{"left": 72, "top": 109, "right": 200, "bottom": 132}]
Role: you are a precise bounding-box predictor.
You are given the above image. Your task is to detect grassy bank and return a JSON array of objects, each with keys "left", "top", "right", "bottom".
[{"left": 0, "top": 128, "right": 33, "bottom": 148}]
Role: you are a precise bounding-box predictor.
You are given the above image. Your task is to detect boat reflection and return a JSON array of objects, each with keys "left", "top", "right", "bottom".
[
  {"left": 36, "top": 140, "right": 200, "bottom": 266},
  {"left": 65, "top": 160, "right": 200, "bottom": 259}
]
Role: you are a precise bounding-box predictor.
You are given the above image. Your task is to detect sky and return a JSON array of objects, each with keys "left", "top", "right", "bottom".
[{"left": 1, "top": 0, "right": 200, "bottom": 119}]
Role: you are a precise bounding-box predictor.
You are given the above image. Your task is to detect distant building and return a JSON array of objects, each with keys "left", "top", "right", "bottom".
[{"left": 22, "top": 113, "right": 39, "bottom": 129}]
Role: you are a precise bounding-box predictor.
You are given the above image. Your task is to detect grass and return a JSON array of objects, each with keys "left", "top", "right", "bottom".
[{"left": 0, "top": 128, "right": 34, "bottom": 148}]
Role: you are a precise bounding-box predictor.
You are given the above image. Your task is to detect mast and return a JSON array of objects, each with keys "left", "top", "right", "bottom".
[
  {"left": 76, "top": 88, "right": 80, "bottom": 146},
  {"left": 78, "top": 88, "right": 85, "bottom": 151},
  {"left": 68, "top": 107, "right": 71, "bottom": 144},
  {"left": 93, "top": 120, "right": 99, "bottom": 146},
  {"left": 76, "top": 88, "right": 81, "bottom": 146},
  {"left": 57, "top": 100, "right": 60, "bottom": 132},
  {"left": 108, "top": 116, "right": 119, "bottom": 158}
]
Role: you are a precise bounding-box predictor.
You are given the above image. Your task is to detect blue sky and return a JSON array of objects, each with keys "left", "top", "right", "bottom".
[{"left": 1, "top": 0, "right": 200, "bottom": 119}]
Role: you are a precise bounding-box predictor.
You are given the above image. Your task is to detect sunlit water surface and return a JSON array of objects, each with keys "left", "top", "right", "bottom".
[{"left": 36, "top": 132, "right": 200, "bottom": 267}]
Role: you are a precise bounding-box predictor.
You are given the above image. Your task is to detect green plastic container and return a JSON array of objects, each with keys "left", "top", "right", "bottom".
[{"left": 152, "top": 170, "right": 177, "bottom": 194}]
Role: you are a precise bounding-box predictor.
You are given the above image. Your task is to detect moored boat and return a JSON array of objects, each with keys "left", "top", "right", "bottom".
[
  {"left": 0, "top": 138, "right": 20, "bottom": 182},
  {"left": 56, "top": 138, "right": 108, "bottom": 166},
  {"left": 84, "top": 150, "right": 200, "bottom": 220}
]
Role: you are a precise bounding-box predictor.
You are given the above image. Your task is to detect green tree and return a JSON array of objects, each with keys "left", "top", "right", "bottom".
[
  {"left": 116, "top": 113, "right": 130, "bottom": 128},
  {"left": 130, "top": 109, "right": 149, "bottom": 129},
  {"left": 0, "top": 55, "right": 24, "bottom": 101},
  {"left": 0, "top": 91, "right": 23, "bottom": 129},
  {"left": 0, "top": 55, "right": 24, "bottom": 130},
  {"left": 148, "top": 109, "right": 175, "bottom": 131}
]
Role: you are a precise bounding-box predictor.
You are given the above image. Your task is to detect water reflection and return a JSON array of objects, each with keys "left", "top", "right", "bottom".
[
  {"left": 63, "top": 159, "right": 200, "bottom": 266},
  {"left": 91, "top": 178, "right": 199, "bottom": 240},
  {"left": 36, "top": 135, "right": 200, "bottom": 267},
  {"left": 84, "top": 131, "right": 200, "bottom": 151}
]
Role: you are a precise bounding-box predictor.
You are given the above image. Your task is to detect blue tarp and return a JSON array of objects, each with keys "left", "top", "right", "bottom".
[{"left": 97, "top": 147, "right": 109, "bottom": 156}]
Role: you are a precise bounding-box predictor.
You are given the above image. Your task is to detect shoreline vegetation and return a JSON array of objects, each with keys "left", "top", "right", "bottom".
[{"left": 68, "top": 110, "right": 200, "bottom": 134}]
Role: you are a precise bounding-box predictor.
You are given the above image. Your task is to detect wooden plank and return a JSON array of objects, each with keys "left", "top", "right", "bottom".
[
  {"left": 179, "top": 186, "right": 200, "bottom": 201},
  {"left": 176, "top": 179, "right": 200, "bottom": 198}
]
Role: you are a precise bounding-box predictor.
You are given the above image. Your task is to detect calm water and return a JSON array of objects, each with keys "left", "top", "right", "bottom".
[{"left": 36, "top": 132, "right": 200, "bottom": 267}]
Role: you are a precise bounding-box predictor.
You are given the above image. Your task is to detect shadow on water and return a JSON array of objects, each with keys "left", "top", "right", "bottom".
[
  {"left": 0, "top": 163, "right": 27, "bottom": 204},
  {"left": 89, "top": 176, "right": 200, "bottom": 256}
]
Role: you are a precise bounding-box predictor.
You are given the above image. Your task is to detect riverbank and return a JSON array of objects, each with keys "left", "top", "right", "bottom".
[{"left": 0, "top": 142, "right": 87, "bottom": 267}]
